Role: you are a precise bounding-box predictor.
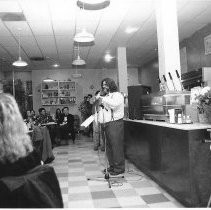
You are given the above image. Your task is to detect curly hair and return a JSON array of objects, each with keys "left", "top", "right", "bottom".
[
  {"left": 0, "top": 93, "right": 33, "bottom": 163},
  {"left": 101, "top": 78, "right": 118, "bottom": 93}
]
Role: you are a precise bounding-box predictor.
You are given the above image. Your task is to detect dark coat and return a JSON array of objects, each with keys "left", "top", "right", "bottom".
[
  {"left": 0, "top": 150, "right": 41, "bottom": 179},
  {"left": 60, "top": 113, "right": 74, "bottom": 129}
]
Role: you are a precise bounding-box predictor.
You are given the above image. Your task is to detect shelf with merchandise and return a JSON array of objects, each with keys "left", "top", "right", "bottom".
[{"left": 41, "top": 80, "right": 77, "bottom": 106}]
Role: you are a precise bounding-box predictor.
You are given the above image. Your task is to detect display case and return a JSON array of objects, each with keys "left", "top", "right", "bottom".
[
  {"left": 41, "top": 81, "right": 76, "bottom": 106},
  {"left": 140, "top": 90, "right": 191, "bottom": 121}
]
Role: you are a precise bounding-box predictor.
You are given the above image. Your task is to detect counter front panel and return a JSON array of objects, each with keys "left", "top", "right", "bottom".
[{"left": 124, "top": 120, "right": 211, "bottom": 207}]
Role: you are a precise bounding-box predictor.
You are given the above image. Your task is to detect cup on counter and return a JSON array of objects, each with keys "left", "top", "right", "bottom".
[{"left": 168, "top": 109, "right": 175, "bottom": 123}]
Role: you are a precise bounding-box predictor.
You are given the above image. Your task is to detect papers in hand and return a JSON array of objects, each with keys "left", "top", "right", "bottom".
[{"left": 81, "top": 115, "right": 94, "bottom": 128}]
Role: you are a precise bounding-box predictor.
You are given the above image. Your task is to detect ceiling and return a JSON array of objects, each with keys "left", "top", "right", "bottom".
[{"left": 0, "top": 0, "right": 211, "bottom": 71}]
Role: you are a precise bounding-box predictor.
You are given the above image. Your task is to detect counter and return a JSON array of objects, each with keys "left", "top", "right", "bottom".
[
  {"left": 124, "top": 119, "right": 211, "bottom": 207},
  {"left": 125, "top": 119, "right": 211, "bottom": 130}
]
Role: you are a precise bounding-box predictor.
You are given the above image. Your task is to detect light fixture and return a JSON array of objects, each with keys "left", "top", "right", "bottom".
[
  {"left": 74, "top": 28, "right": 94, "bottom": 43},
  {"left": 77, "top": 0, "right": 110, "bottom": 10},
  {"left": 12, "top": 29, "right": 28, "bottom": 67},
  {"left": 72, "top": 55, "right": 86, "bottom": 65},
  {"left": 72, "top": 65, "right": 82, "bottom": 78},
  {"left": 104, "top": 53, "right": 114, "bottom": 63},
  {"left": 72, "top": 46, "right": 86, "bottom": 66},
  {"left": 125, "top": 27, "right": 139, "bottom": 34},
  {"left": 52, "top": 63, "right": 60, "bottom": 68},
  {"left": 43, "top": 77, "right": 54, "bottom": 82}
]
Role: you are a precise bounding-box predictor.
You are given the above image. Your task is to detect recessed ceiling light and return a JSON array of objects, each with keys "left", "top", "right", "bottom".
[
  {"left": 104, "top": 54, "right": 114, "bottom": 62},
  {"left": 125, "top": 27, "right": 139, "bottom": 34},
  {"left": 52, "top": 63, "right": 60, "bottom": 67}
]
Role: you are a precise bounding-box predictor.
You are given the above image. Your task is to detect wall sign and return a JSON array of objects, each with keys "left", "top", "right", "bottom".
[{"left": 204, "top": 34, "right": 211, "bottom": 55}]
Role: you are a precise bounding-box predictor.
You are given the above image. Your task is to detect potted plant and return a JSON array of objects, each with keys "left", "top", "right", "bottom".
[{"left": 192, "top": 86, "right": 211, "bottom": 123}]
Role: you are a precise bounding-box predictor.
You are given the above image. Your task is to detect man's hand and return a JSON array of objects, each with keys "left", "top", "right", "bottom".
[
  {"left": 95, "top": 92, "right": 101, "bottom": 100},
  {"left": 98, "top": 97, "right": 103, "bottom": 105}
]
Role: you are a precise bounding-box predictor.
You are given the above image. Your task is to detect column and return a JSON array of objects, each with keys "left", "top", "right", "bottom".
[
  {"left": 155, "top": 0, "right": 181, "bottom": 91},
  {"left": 117, "top": 47, "right": 128, "bottom": 94}
]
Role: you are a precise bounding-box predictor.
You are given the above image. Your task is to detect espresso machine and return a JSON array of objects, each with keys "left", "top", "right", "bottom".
[{"left": 140, "top": 90, "right": 191, "bottom": 122}]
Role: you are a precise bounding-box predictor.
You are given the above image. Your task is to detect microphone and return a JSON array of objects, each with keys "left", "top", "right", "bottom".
[
  {"left": 100, "top": 90, "right": 107, "bottom": 96},
  {"left": 96, "top": 96, "right": 108, "bottom": 111}
]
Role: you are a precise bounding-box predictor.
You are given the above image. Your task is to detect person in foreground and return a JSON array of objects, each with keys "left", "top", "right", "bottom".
[
  {"left": 0, "top": 93, "right": 63, "bottom": 208},
  {"left": 97, "top": 78, "right": 125, "bottom": 176},
  {"left": 0, "top": 93, "right": 41, "bottom": 178}
]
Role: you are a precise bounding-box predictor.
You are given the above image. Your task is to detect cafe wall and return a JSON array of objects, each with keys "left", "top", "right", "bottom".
[
  {"left": 32, "top": 67, "right": 138, "bottom": 116},
  {"left": 180, "top": 23, "right": 211, "bottom": 71},
  {"left": 2, "top": 67, "right": 138, "bottom": 116},
  {"left": 4, "top": 71, "right": 32, "bottom": 81},
  {"left": 138, "top": 59, "right": 160, "bottom": 93},
  {"left": 32, "top": 68, "right": 102, "bottom": 116},
  {"left": 138, "top": 23, "right": 211, "bottom": 92}
]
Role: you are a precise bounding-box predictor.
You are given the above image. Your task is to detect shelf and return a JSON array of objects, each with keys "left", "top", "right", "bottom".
[
  {"left": 42, "top": 103, "right": 76, "bottom": 106},
  {"left": 41, "top": 80, "right": 76, "bottom": 106},
  {"left": 42, "top": 89, "right": 58, "bottom": 91},
  {"left": 60, "top": 103, "right": 76, "bottom": 106},
  {"left": 59, "top": 89, "right": 75, "bottom": 90},
  {"left": 42, "top": 104, "right": 60, "bottom": 106},
  {"left": 59, "top": 81, "right": 73, "bottom": 83},
  {"left": 42, "top": 97, "right": 59, "bottom": 99}
]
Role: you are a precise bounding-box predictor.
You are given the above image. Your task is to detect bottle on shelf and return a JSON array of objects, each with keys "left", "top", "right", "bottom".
[{"left": 177, "top": 114, "right": 182, "bottom": 124}]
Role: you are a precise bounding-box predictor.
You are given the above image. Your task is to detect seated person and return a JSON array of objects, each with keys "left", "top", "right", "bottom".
[
  {"left": 35, "top": 108, "right": 56, "bottom": 147},
  {"left": 35, "top": 108, "right": 53, "bottom": 125},
  {"left": 55, "top": 108, "right": 63, "bottom": 124},
  {"left": 30, "top": 110, "right": 37, "bottom": 121},
  {"left": 60, "top": 107, "right": 75, "bottom": 144},
  {"left": 54, "top": 108, "right": 63, "bottom": 145},
  {"left": 0, "top": 93, "right": 41, "bottom": 178}
]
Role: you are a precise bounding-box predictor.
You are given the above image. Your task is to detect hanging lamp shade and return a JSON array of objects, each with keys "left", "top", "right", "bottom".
[
  {"left": 72, "top": 45, "right": 86, "bottom": 65},
  {"left": 12, "top": 29, "right": 28, "bottom": 67},
  {"left": 12, "top": 56, "right": 28, "bottom": 67},
  {"left": 72, "top": 55, "right": 86, "bottom": 65},
  {"left": 77, "top": 0, "right": 110, "bottom": 10},
  {"left": 74, "top": 28, "right": 94, "bottom": 43},
  {"left": 43, "top": 77, "right": 54, "bottom": 82}
]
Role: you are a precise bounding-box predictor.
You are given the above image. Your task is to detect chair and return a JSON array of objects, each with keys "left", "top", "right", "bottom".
[
  {"left": 74, "top": 114, "right": 80, "bottom": 139},
  {"left": 0, "top": 165, "right": 63, "bottom": 208},
  {"left": 32, "top": 126, "right": 54, "bottom": 163},
  {"left": 32, "top": 126, "right": 43, "bottom": 160}
]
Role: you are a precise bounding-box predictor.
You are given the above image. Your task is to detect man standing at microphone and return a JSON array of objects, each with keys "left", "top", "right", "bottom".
[{"left": 97, "top": 78, "right": 125, "bottom": 176}]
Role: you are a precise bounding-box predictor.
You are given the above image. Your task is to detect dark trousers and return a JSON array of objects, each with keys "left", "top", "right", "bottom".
[
  {"left": 60, "top": 124, "right": 75, "bottom": 141},
  {"left": 33, "top": 140, "right": 43, "bottom": 160},
  {"left": 103, "top": 119, "right": 125, "bottom": 173}
]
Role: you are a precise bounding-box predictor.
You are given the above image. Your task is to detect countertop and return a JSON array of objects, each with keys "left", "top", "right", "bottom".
[{"left": 124, "top": 119, "right": 211, "bottom": 130}]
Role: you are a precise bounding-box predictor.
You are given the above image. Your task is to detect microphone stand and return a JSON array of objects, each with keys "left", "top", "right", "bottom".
[{"left": 87, "top": 101, "right": 124, "bottom": 188}]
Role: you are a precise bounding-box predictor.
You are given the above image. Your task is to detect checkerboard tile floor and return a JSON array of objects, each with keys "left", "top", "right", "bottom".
[{"left": 51, "top": 136, "right": 184, "bottom": 208}]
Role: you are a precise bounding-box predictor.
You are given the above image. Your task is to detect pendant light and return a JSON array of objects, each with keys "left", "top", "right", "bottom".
[
  {"left": 43, "top": 77, "right": 54, "bottom": 82},
  {"left": 72, "top": 64, "right": 82, "bottom": 78},
  {"left": 74, "top": 3, "right": 94, "bottom": 43},
  {"left": 77, "top": 0, "right": 110, "bottom": 10},
  {"left": 12, "top": 29, "right": 28, "bottom": 67},
  {"left": 74, "top": 28, "right": 94, "bottom": 43},
  {"left": 72, "top": 45, "right": 86, "bottom": 66}
]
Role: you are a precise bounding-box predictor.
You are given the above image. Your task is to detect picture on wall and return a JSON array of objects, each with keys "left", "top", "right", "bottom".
[{"left": 204, "top": 34, "right": 211, "bottom": 55}]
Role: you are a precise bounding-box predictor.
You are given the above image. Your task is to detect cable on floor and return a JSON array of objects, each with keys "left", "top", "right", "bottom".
[{"left": 95, "top": 148, "right": 144, "bottom": 184}]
